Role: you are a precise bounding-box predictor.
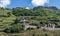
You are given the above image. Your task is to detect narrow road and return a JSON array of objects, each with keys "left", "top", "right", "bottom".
[{"left": 41, "top": 27, "right": 60, "bottom": 30}]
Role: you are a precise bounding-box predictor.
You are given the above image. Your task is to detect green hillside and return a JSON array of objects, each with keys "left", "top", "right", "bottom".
[{"left": 0, "top": 6, "right": 60, "bottom": 36}]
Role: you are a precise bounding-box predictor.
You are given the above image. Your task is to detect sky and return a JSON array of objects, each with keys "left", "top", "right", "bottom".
[{"left": 0, "top": 0, "right": 60, "bottom": 9}]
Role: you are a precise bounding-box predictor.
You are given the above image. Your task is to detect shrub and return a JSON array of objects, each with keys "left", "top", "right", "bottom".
[{"left": 3, "top": 24, "right": 24, "bottom": 33}]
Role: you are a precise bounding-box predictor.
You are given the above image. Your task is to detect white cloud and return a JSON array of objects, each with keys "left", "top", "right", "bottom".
[
  {"left": 0, "top": 0, "right": 11, "bottom": 8},
  {"left": 25, "top": 7, "right": 30, "bottom": 9},
  {"left": 32, "top": 0, "right": 49, "bottom": 6}
]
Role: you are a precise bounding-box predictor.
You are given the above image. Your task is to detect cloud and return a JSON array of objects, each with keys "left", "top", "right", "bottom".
[
  {"left": 0, "top": 0, "right": 11, "bottom": 8},
  {"left": 31, "top": 0, "right": 49, "bottom": 6},
  {"left": 25, "top": 7, "right": 30, "bottom": 9}
]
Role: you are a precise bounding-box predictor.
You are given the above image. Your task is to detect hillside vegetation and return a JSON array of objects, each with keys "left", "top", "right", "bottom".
[{"left": 0, "top": 6, "right": 60, "bottom": 36}]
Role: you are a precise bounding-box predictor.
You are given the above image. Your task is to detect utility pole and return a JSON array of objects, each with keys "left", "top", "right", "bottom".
[
  {"left": 22, "top": 18, "right": 28, "bottom": 25},
  {"left": 22, "top": 18, "right": 28, "bottom": 30}
]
